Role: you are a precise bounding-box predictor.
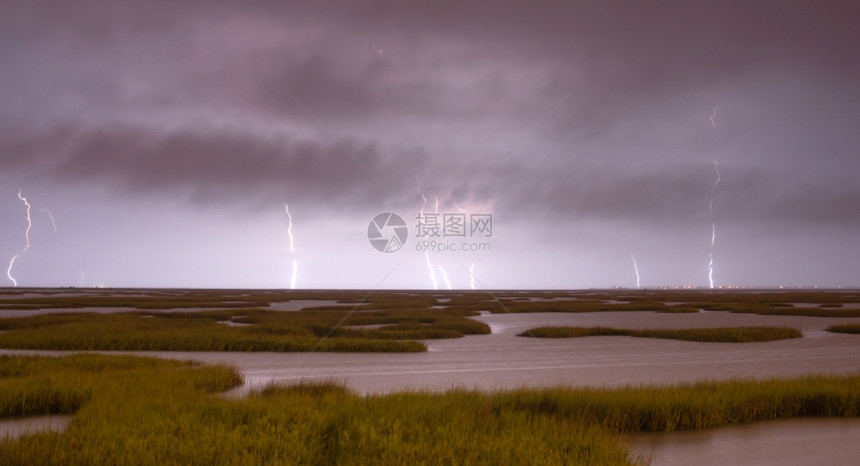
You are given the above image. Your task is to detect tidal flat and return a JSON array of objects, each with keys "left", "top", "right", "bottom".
[{"left": 1, "top": 288, "right": 859, "bottom": 464}]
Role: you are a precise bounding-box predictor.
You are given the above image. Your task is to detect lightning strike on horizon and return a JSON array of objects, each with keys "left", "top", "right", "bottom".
[
  {"left": 79, "top": 269, "right": 85, "bottom": 287},
  {"left": 438, "top": 265, "right": 452, "bottom": 290},
  {"left": 285, "top": 203, "right": 298, "bottom": 290},
  {"left": 6, "top": 257, "right": 19, "bottom": 287},
  {"left": 16, "top": 189, "right": 31, "bottom": 250},
  {"left": 469, "top": 263, "right": 476, "bottom": 290},
  {"left": 291, "top": 258, "right": 298, "bottom": 290},
  {"left": 627, "top": 232, "right": 642, "bottom": 289},
  {"left": 710, "top": 107, "right": 718, "bottom": 128},
  {"left": 424, "top": 250, "right": 438, "bottom": 290},
  {"left": 430, "top": 196, "right": 449, "bottom": 289},
  {"left": 630, "top": 252, "right": 641, "bottom": 289},
  {"left": 41, "top": 208, "right": 58, "bottom": 233},
  {"left": 6, "top": 188, "right": 32, "bottom": 287},
  {"left": 709, "top": 160, "right": 721, "bottom": 216},
  {"left": 708, "top": 161, "right": 721, "bottom": 289},
  {"left": 456, "top": 203, "right": 476, "bottom": 290},
  {"left": 415, "top": 177, "right": 439, "bottom": 290},
  {"left": 285, "top": 204, "right": 295, "bottom": 253}
]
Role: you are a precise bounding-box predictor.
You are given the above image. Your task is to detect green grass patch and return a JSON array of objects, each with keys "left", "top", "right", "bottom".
[
  {"left": 519, "top": 326, "right": 802, "bottom": 342},
  {"left": 826, "top": 323, "right": 860, "bottom": 334},
  {"left": 2, "top": 354, "right": 860, "bottom": 464}
]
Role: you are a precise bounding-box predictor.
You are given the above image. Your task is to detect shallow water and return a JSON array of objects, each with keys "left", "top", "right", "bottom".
[
  {"left": 4, "top": 311, "right": 859, "bottom": 395},
  {"left": 626, "top": 417, "right": 860, "bottom": 466},
  {"left": 787, "top": 302, "right": 860, "bottom": 309},
  {"left": 0, "top": 415, "right": 74, "bottom": 440},
  {"left": 4, "top": 310, "right": 852, "bottom": 396},
  {"left": 2, "top": 309, "right": 859, "bottom": 463},
  {"left": 266, "top": 300, "right": 354, "bottom": 311}
]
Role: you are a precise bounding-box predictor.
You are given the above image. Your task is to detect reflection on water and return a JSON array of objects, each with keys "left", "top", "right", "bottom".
[
  {"left": 0, "top": 415, "right": 74, "bottom": 440},
  {"left": 626, "top": 417, "right": 860, "bottom": 466}
]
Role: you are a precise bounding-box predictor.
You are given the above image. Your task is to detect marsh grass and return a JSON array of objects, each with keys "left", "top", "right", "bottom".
[
  {"left": 0, "top": 354, "right": 240, "bottom": 418},
  {"left": 2, "top": 354, "right": 860, "bottom": 465},
  {"left": 654, "top": 307, "right": 700, "bottom": 313},
  {"left": 519, "top": 326, "right": 802, "bottom": 342},
  {"left": 5, "top": 288, "right": 859, "bottom": 318},
  {"left": 0, "top": 307, "right": 489, "bottom": 353},
  {"left": 496, "top": 375, "right": 860, "bottom": 432},
  {"left": 0, "top": 355, "right": 631, "bottom": 465},
  {"left": 826, "top": 323, "right": 860, "bottom": 334}
]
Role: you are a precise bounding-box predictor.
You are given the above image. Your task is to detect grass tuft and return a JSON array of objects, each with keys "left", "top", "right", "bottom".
[
  {"left": 0, "top": 307, "right": 491, "bottom": 353},
  {"left": 519, "top": 326, "right": 803, "bottom": 342},
  {"left": 826, "top": 323, "right": 860, "bottom": 334}
]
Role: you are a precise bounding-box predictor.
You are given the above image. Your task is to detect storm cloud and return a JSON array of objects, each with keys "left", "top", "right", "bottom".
[{"left": 1, "top": 0, "right": 858, "bottom": 288}]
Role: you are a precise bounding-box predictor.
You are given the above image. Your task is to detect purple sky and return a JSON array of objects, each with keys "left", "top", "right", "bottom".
[{"left": 1, "top": 0, "right": 859, "bottom": 289}]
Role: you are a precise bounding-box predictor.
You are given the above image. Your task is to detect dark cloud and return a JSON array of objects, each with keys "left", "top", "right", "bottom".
[
  {"left": 1, "top": 125, "right": 420, "bottom": 210},
  {"left": 1, "top": 0, "right": 858, "bottom": 287}
]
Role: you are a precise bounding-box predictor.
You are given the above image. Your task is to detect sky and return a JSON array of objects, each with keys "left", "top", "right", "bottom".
[{"left": 1, "top": 0, "right": 859, "bottom": 289}]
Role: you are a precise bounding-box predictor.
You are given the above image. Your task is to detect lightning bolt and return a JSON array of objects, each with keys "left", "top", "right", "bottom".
[
  {"left": 708, "top": 161, "right": 721, "bottom": 289},
  {"left": 469, "top": 263, "right": 476, "bottom": 290},
  {"left": 424, "top": 251, "right": 438, "bottom": 290},
  {"left": 6, "top": 258, "right": 19, "bottom": 287},
  {"left": 16, "top": 189, "right": 31, "bottom": 251},
  {"left": 630, "top": 252, "right": 641, "bottom": 289},
  {"left": 79, "top": 269, "right": 85, "bottom": 287},
  {"left": 431, "top": 196, "right": 451, "bottom": 289},
  {"left": 438, "top": 265, "right": 452, "bottom": 290},
  {"left": 415, "top": 177, "right": 438, "bottom": 290},
  {"left": 709, "top": 161, "right": 721, "bottom": 216},
  {"left": 415, "top": 176, "right": 427, "bottom": 213},
  {"left": 5, "top": 188, "right": 32, "bottom": 287},
  {"left": 455, "top": 201, "right": 474, "bottom": 290},
  {"left": 285, "top": 203, "right": 298, "bottom": 290},
  {"left": 710, "top": 107, "right": 718, "bottom": 128},
  {"left": 41, "top": 208, "right": 58, "bottom": 233}
]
